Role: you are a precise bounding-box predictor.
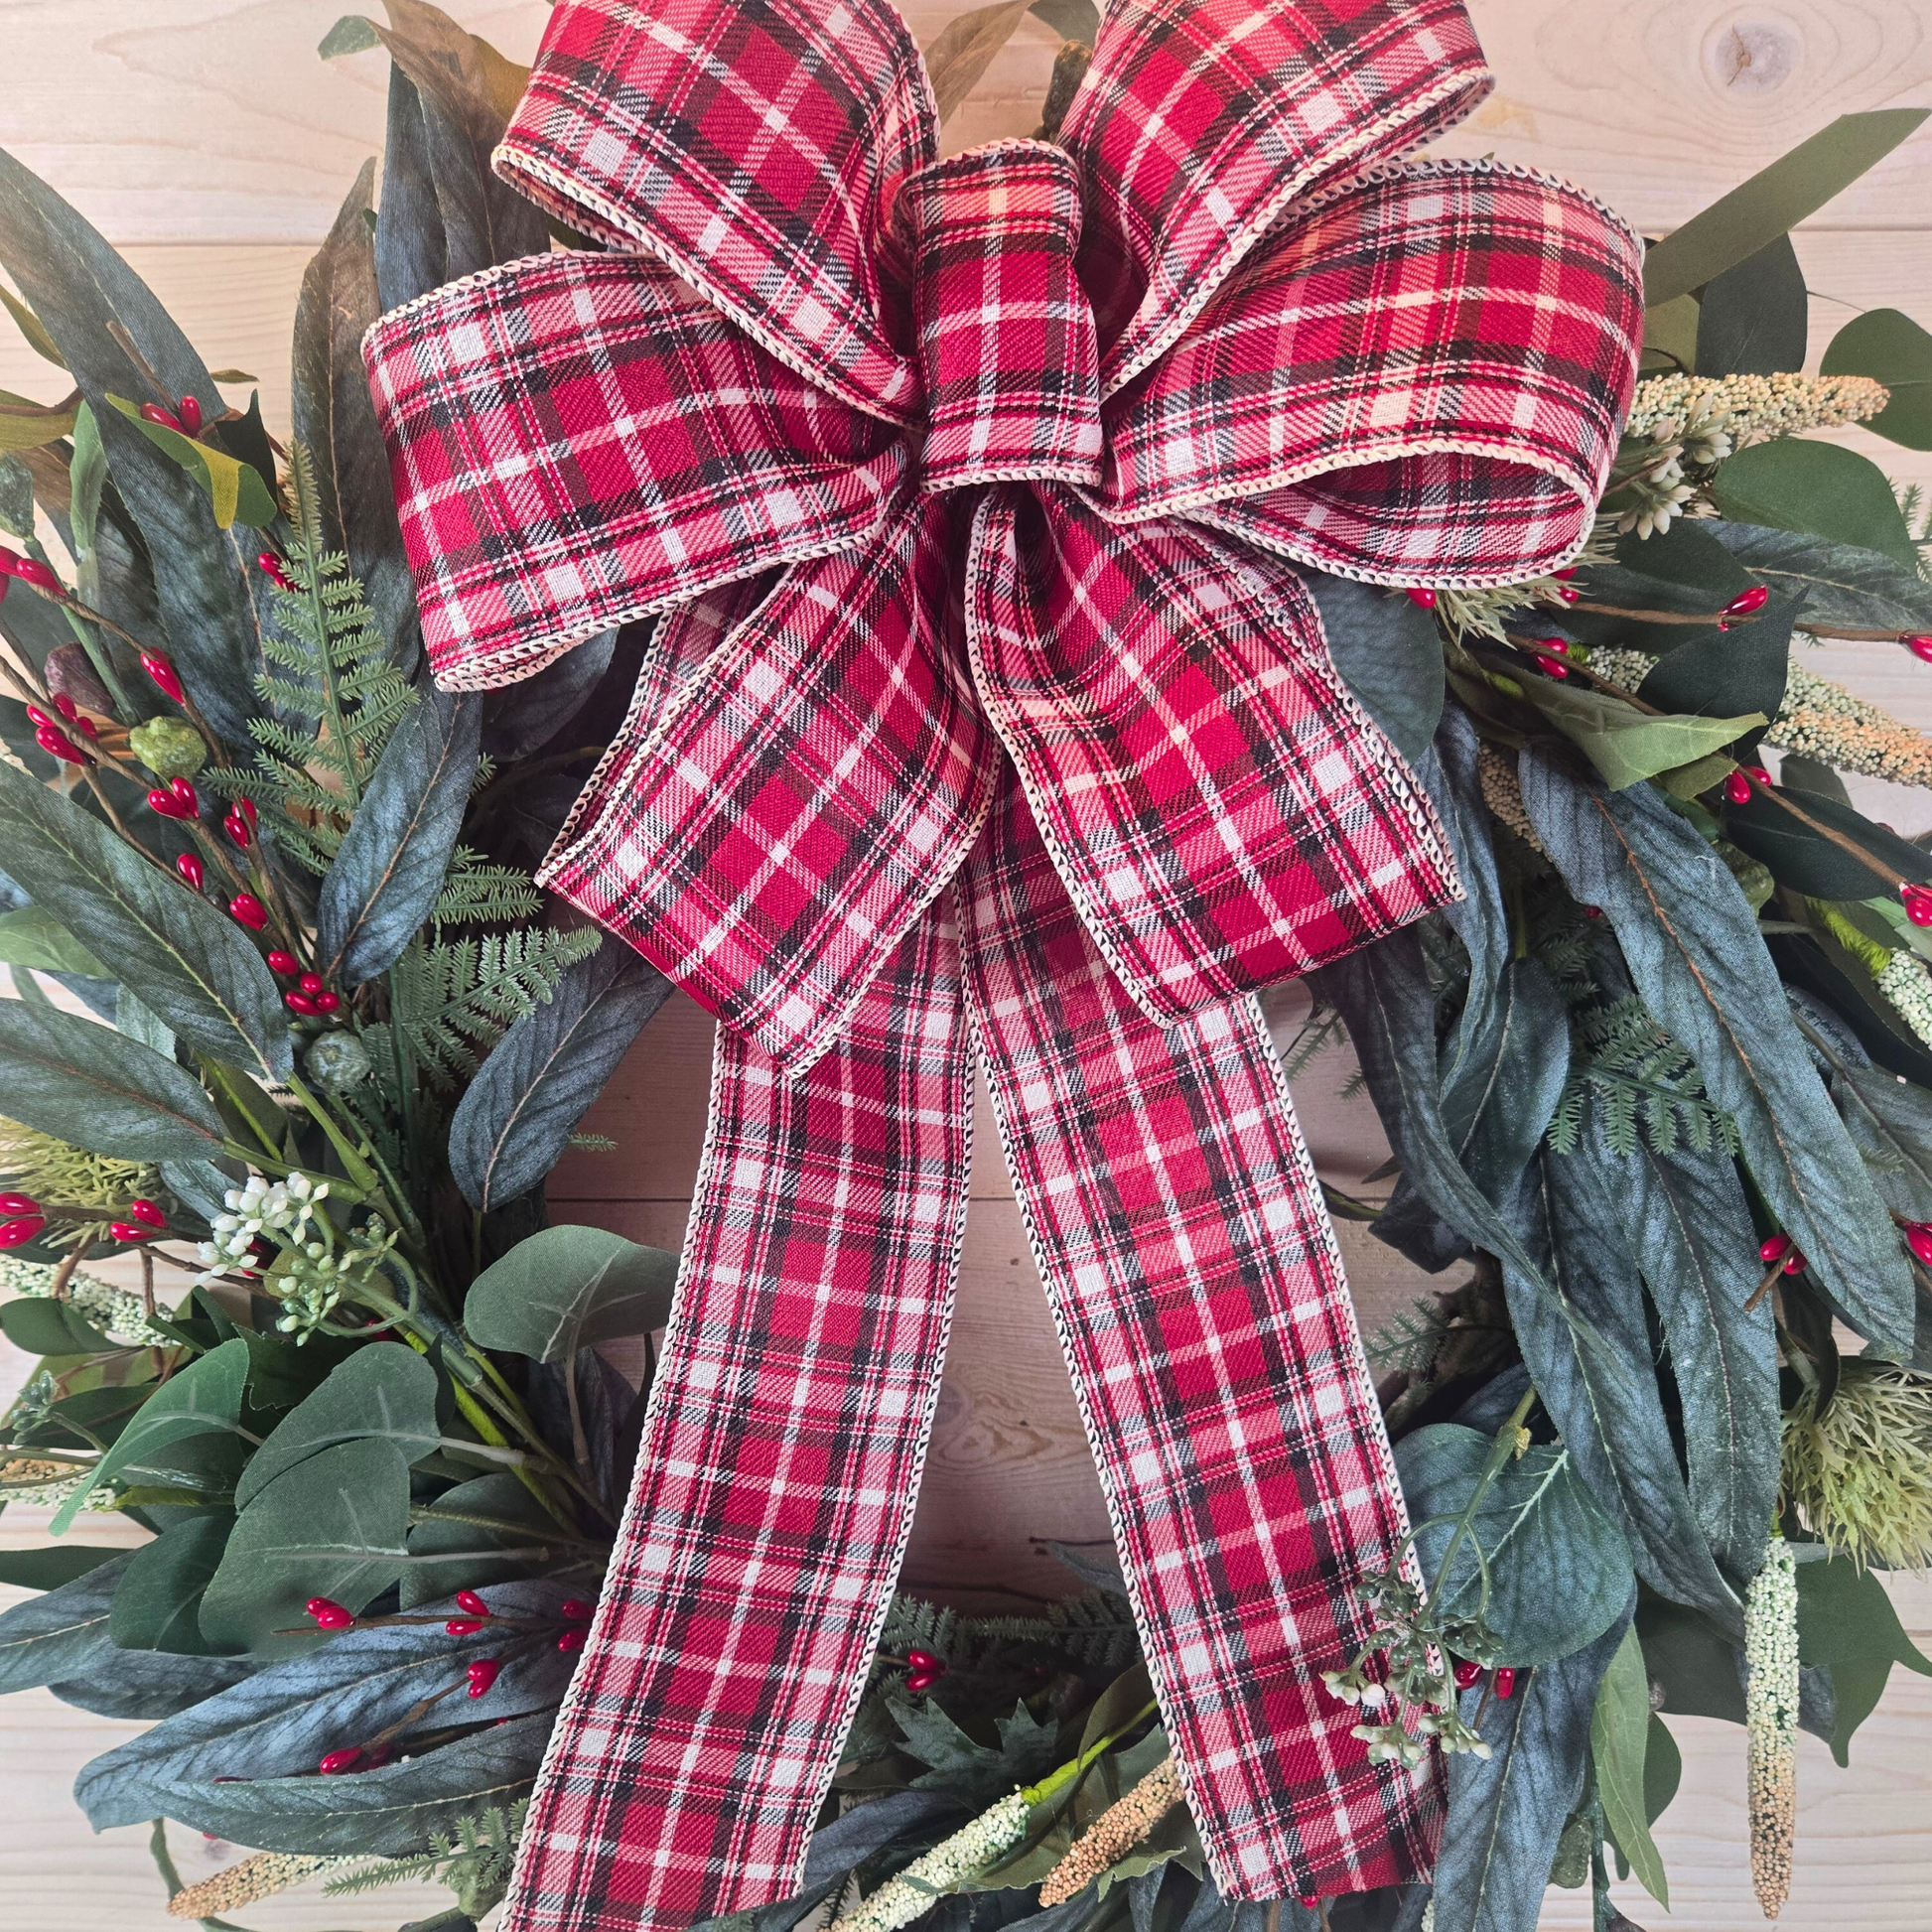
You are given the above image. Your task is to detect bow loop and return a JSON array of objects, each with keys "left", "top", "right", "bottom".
[
  {"left": 1061, "top": 0, "right": 1492, "bottom": 394},
  {"left": 497, "top": 0, "right": 936, "bottom": 424}
]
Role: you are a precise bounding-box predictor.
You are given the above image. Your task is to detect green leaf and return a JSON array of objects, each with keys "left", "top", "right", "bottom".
[
  {"left": 1694, "top": 233, "right": 1806, "bottom": 377},
  {"left": 1709, "top": 439, "right": 1918, "bottom": 572},
  {"left": 1431, "top": 1606, "right": 1633, "bottom": 1932},
  {"left": 1642, "top": 293, "right": 1701, "bottom": 372},
  {"left": 1828, "top": 1055, "right": 1932, "bottom": 1221},
  {"left": 108, "top": 1510, "right": 234, "bottom": 1655},
  {"left": 371, "top": 66, "right": 449, "bottom": 313},
  {"left": 317, "top": 684, "right": 481, "bottom": 985},
  {"left": 1725, "top": 780, "right": 1932, "bottom": 900},
  {"left": 1519, "top": 748, "right": 1915, "bottom": 1352},
  {"left": 1590, "top": 1623, "right": 1669, "bottom": 1906},
  {"left": 0, "top": 1296, "right": 116, "bottom": 1356},
  {"left": 464, "top": 1225, "right": 678, "bottom": 1365},
  {"left": 1587, "top": 519, "right": 1753, "bottom": 614},
  {"left": 0, "top": 1552, "right": 133, "bottom": 1692},
  {"left": 0, "top": 903, "right": 106, "bottom": 975},
  {"left": 1509, "top": 677, "right": 1763, "bottom": 790},
  {"left": 0, "top": 756, "right": 291, "bottom": 1080},
  {"left": 449, "top": 946, "right": 670, "bottom": 1210},
  {"left": 1795, "top": 1555, "right": 1932, "bottom": 1765},
  {"left": 401, "top": 1471, "right": 569, "bottom": 1607},
  {"left": 1304, "top": 570, "right": 1446, "bottom": 764},
  {"left": 0, "top": 999, "right": 224, "bottom": 1161},
  {"left": 103, "top": 394, "right": 276, "bottom": 531},
  {"left": 233, "top": 1342, "right": 441, "bottom": 1510},
  {"left": 1398, "top": 1424, "right": 1633, "bottom": 1667},
  {"left": 0, "top": 284, "right": 67, "bottom": 367},
  {"left": 1821, "top": 307, "right": 1932, "bottom": 450},
  {"left": 1643, "top": 111, "right": 1930, "bottom": 307},
  {"left": 50, "top": 1337, "right": 251, "bottom": 1532},
  {"left": 0, "top": 1545, "right": 122, "bottom": 1590},
  {"left": 199, "top": 1436, "right": 413, "bottom": 1655},
  {"left": 1028, "top": 0, "right": 1099, "bottom": 40},
  {"left": 1635, "top": 588, "right": 1799, "bottom": 756},
  {"left": 1703, "top": 518, "right": 1932, "bottom": 633},
  {"left": 319, "top": 13, "right": 383, "bottom": 57},
  {"left": 1645, "top": 1712, "right": 1684, "bottom": 1824}
]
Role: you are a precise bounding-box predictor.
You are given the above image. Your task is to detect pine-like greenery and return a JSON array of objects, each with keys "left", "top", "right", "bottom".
[
  {"left": 1364, "top": 1295, "right": 1449, "bottom": 1374},
  {"left": 326, "top": 1800, "right": 527, "bottom": 1918},
  {"left": 1550, "top": 995, "right": 1738, "bottom": 1157}
]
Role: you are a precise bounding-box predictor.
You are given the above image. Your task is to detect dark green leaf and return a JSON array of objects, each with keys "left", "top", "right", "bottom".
[
  {"left": 372, "top": 67, "right": 450, "bottom": 314},
  {"left": 0, "top": 148, "right": 268, "bottom": 747},
  {"left": 199, "top": 1436, "right": 412, "bottom": 1655},
  {"left": 1519, "top": 748, "right": 1914, "bottom": 1351},
  {"left": 0, "top": 1545, "right": 122, "bottom": 1590},
  {"left": 1821, "top": 306, "right": 1932, "bottom": 450},
  {"left": 449, "top": 945, "right": 670, "bottom": 1210},
  {"left": 0, "top": 757, "right": 290, "bottom": 1078},
  {"left": 1589, "top": 1623, "right": 1668, "bottom": 1906},
  {"left": 1304, "top": 571, "right": 1446, "bottom": 764},
  {"left": 1398, "top": 1424, "right": 1633, "bottom": 1667},
  {"left": 233, "top": 1342, "right": 441, "bottom": 1510},
  {"left": 1635, "top": 588, "right": 1799, "bottom": 757},
  {"left": 1829, "top": 1056, "right": 1932, "bottom": 1221},
  {"left": 317, "top": 684, "right": 481, "bottom": 985},
  {"left": 1642, "top": 111, "right": 1929, "bottom": 307},
  {"left": 51, "top": 1338, "right": 251, "bottom": 1533},
  {"left": 1693, "top": 233, "right": 1806, "bottom": 376},
  {"left": 1703, "top": 519, "right": 1932, "bottom": 633},
  {"left": 295, "top": 156, "right": 414, "bottom": 653},
  {"left": 480, "top": 625, "right": 616, "bottom": 760},
  {"left": 108, "top": 1510, "right": 234, "bottom": 1655},
  {"left": 1795, "top": 1555, "right": 1932, "bottom": 1765},
  {"left": 0, "top": 1296, "right": 116, "bottom": 1355},
  {"left": 0, "top": 998, "right": 224, "bottom": 1161},
  {"left": 401, "top": 1471, "right": 568, "bottom": 1607},
  {"left": 0, "top": 903, "right": 105, "bottom": 975},
  {"left": 1431, "top": 1605, "right": 1633, "bottom": 1932},
  {"left": 1637, "top": 1595, "right": 1745, "bottom": 1724},
  {"left": 1725, "top": 780, "right": 1932, "bottom": 900},
  {"left": 1709, "top": 439, "right": 1918, "bottom": 573},
  {"left": 1644, "top": 1713, "right": 1683, "bottom": 1825},
  {"left": 464, "top": 1224, "right": 678, "bottom": 1365}
]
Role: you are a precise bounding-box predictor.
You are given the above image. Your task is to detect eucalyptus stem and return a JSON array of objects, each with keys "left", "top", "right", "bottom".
[{"left": 1424, "top": 1386, "right": 1537, "bottom": 1613}]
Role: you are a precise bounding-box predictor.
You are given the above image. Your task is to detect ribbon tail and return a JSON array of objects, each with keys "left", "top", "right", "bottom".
[
  {"left": 497, "top": 910, "right": 973, "bottom": 1932},
  {"left": 957, "top": 773, "right": 1441, "bottom": 1899}
]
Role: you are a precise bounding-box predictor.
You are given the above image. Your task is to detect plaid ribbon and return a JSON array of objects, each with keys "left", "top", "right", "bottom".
[{"left": 364, "top": 2, "right": 1642, "bottom": 1925}]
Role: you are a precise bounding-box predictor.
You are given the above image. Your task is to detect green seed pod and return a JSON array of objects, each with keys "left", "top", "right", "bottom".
[
  {"left": 304, "top": 1031, "right": 371, "bottom": 1093},
  {"left": 127, "top": 715, "right": 207, "bottom": 781}
]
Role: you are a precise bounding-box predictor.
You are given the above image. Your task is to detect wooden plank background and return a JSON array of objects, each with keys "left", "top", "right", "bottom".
[{"left": 1, "top": 2, "right": 1929, "bottom": 1926}]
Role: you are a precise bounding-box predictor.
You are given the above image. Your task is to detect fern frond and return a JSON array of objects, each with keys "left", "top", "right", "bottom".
[
  {"left": 1555, "top": 996, "right": 1737, "bottom": 1158},
  {"left": 392, "top": 926, "right": 602, "bottom": 1088},
  {"left": 1365, "top": 1296, "right": 1449, "bottom": 1374},
  {"left": 433, "top": 846, "right": 543, "bottom": 929}
]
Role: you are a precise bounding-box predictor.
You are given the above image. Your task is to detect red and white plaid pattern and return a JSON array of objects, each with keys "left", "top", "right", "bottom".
[{"left": 364, "top": 0, "right": 1643, "bottom": 1925}]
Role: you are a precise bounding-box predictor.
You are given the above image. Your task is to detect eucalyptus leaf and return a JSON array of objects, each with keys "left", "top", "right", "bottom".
[
  {"left": 1794, "top": 1555, "right": 1932, "bottom": 1765},
  {"left": 107, "top": 1510, "right": 234, "bottom": 1655},
  {"left": 1518, "top": 748, "right": 1914, "bottom": 1351},
  {"left": 1702, "top": 519, "right": 1932, "bottom": 633},
  {"left": 0, "top": 998, "right": 223, "bottom": 1161},
  {"left": 0, "top": 755, "right": 290, "bottom": 1078},
  {"left": 1589, "top": 1623, "right": 1669, "bottom": 1906},
  {"left": 316, "top": 682, "right": 481, "bottom": 985},
  {"left": 1821, "top": 306, "right": 1932, "bottom": 450},
  {"left": 449, "top": 944, "right": 669, "bottom": 1210},
  {"left": 199, "top": 1436, "right": 413, "bottom": 1655},
  {"left": 464, "top": 1224, "right": 678, "bottom": 1365},
  {"left": 1693, "top": 232, "right": 1806, "bottom": 377},
  {"left": 233, "top": 1342, "right": 441, "bottom": 1510},
  {"left": 401, "top": 1471, "right": 567, "bottom": 1607},
  {"left": 1304, "top": 571, "right": 1446, "bottom": 764},
  {"left": 1709, "top": 438, "right": 1918, "bottom": 573}
]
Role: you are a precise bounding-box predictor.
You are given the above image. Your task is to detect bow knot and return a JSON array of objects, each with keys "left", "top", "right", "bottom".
[{"left": 899, "top": 141, "right": 1104, "bottom": 491}]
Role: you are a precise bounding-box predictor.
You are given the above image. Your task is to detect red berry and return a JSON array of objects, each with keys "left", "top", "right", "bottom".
[
  {"left": 445, "top": 1617, "right": 484, "bottom": 1635},
  {"left": 139, "top": 402, "right": 186, "bottom": 435},
  {"left": 0, "top": 1216, "right": 45, "bottom": 1247},
  {"left": 1783, "top": 1248, "right": 1807, "bottom": 1275},
  {"left": 256, "top": 551, "right": 290, "bottom": 590},
  {"left": 1406, "top": 587, "right": 1438, "bottom": 610},
  {"left": 557, "top": 1627, "right": 588, "bottom": 1653},
  {"left": 229, "top": 893, "right": 267, "bottom": 930},
  {"left": 306, "top": 1597, "right": 344, "bottom": 1617},
  {"left": 314, "top": 990, "right": 342, "bottom": 1013},
  {"left": 1554, "top": 566, "right": 1579, "bottom": 581},
  {"left": 1907, "top": 1223, "right": 1932, "bottom": 1268},
  {"left": 148, "top": 787, "right": 189, "bottom": 820},
  {"left": 237, "top": 797, "right": 256, "bottom": 828},
  {"left": 299, "top": 972, "right": 323, "bottom": 995},
  {"left": 108, "top": 1220, "right": 152, "bottom": 1243},
  {"left": 223, "top": 810, "right": 252, "bottom": 849},
  {"left": 1299, "top": 1899, "right": 1318, "bottom": 1912},
  {"left": 1492, "top": 1667, "right": 1517, "bottom": 1699},
  {"left": 1746, "top": 764, "right": 1772, "bottom": 785},
  {"left": 176, "top": 852, "right": 205, "bottom": 891},
  {"left": 454, "top": 1589, "right": 488, "bottom": 1616},
  {"left": 560, "top": 1598, "right": 596, "bottom": 1622},
  {"left": 1905, "top": 884, "right": 1932, "bottom": 928},
  {"left": 1724, "top": 586, "right": 1770, "bottom": 618},
  {"left": 169, "top": 775, "right": 199, "bottom": 812},
  {"left": 35, "top": 725, "right": 86, "bottom": 763},
  {"left": 906, "top": 1649, "right": 945, "bottom": 1676},
  {"left": 1536, "top": 635, "right": 1570, "bottom": 654},
  {"left": 0, "top": 1193, "right": 40, "bottom": 1215},
  {"left": 905, "top": 1669, "right": 938, "bottom": 1693},
  {"left": 1534, "top": 653, "right": 1570, "bottom": 680},
  {"left": 284, "top": 992, "right": 319, "bottom": 1016},
  {"left": 1557, "top": 587, "right": 1581, "bottom": 603},
  {"left": 71, "top": 713, "right": 96, "bottom": 739},
  {"left": 1907, "top": 634, "right": 1932, "bottom": 663},
  {"left": 1453, "top": 1659, "right": 1482, "bottom": 1690},
  {"left": 1724, "top": 771, "right": 1752, "bottom": 805},
  {"left": 10, "top": 555, "right": 61, "bottom": 594},
  {"left": 266, "top": 949, "right": 299, "bottom": 974},
  {"left": 52, "top": 693, "right": 76, "bottom": 721},
  {"left": 127, "top": 1198, "right": 167, "bottom": 1229},
  {"left": 317, "top": 1746, "right": 362, "bottom": 1775},
  {"left": 176, "top": 395, "right": 203, "bottom": 436},
  {"left": 313, "top": 1604, "right": 354, "bottom": 1630},
  {"left": 1759, "top": 1234, "right": 1791, "bottom": 1264},
  {"left": 24, "top": 704, "right": 54, "bottom": 729},
  {"left": 139, "top": 652, "right": 186, "bottom": 703},
  {"left": 466, "top": 1657, "right": 501, "bottom": 1699}
]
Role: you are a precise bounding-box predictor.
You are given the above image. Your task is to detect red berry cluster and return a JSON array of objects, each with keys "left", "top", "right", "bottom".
[
  {"left": 1759, "top": 1232, "right": 1808, "bottom": 1276},
  {"left": 139, "top": 395, "right": 205, "bottom": 438},
  {"left": 1451, "top": 1657, "right": 1516, "bottom": 1699}
]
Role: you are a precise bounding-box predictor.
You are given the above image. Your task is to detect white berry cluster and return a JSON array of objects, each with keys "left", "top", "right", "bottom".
[
  {"left": 1625, "top": 371, "right": 1889, "bottom": 448},
  {"left": 829, "top": 1791, "right": 1031, "bottom": 1932},
  {"left": 197, "top": 1171, "right": 397, "bottom": 1341},
  {"left": 1744, "top": 1536, "right": 1800, "bottom": 1921}
]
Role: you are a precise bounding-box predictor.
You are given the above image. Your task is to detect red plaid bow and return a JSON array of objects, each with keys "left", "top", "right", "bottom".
[{"left": 365, "top": 1, "right": 1641, "bottom": 1924}]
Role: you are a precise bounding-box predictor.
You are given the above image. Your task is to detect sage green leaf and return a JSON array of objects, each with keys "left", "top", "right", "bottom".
[
  {"left": 0, "top": 756, "right": 290, "bottom": 1079},
  {"left": 924, "top": 0, "right": 1033, "bottom": 120},
  {"left": 1509, "top": 677, "right": 1763, "bottom": 790},
  {"left": 400, "top": 1471, "right": 569, "bottom": 1607},
  {"left": 1576, "top": 519, "right": 1751, "bottom": 618},
  {"left": 1304, "top": 571, "right": 1445, "bottom": 764},
  {"left": 1590, "top": 1623, "right": 1670, "bottom": 1906},
  {"left": 0, "top": 1297, "right": 115, "bottom": 1355},
  {"left": 51, "top": 1337, "right": 251, "bottom": 1532},
  {"left": 317, "top": 684, "right": 480, "bottom": 985},
  {"left": 1709, "top": 438, "right": 1918, "bottom": 572},
  {"left": 0, "top": 148, "right": 268, "bottom": 748},
  {"left": 1702, "top": 518, "right": 1932, "bottom": 633},
  {"left": 1642, "top": 293, "right": 1700, "bottom": 372},
  {"left": 107, "top": 1511, "right": 234, "bottom": 1655},
  {"left": 1795, "top": 1555, "right": 1932, "bottom": 1766},
  {"left": 465, "top": 1225, "right": 678, "bottom": 1365},
  {"left": 1642, "top": 111, "right": 1929, "bottom": 307},
  {"left": 449, "top": 945, "right": 670, "bottom": 1210},
  {"left": 1519, "top": 748, "right": 1913, "bottom": 1351},
  {"left": 233, "top": 1342, "right": 441, "bottom": 1510},
  {"left": 1430, "top": 1605, "right": 1632, "bottom": 1932},
  {"left": 0, "top": 1545, "right": 121, "bottom": 1590},
  {"left": 0, "top": 999, "right": 223, "bottom": 1162},
  {"left": 1821, "top": 306, "right": 1932, "bottom": 449},
  {"left": 294, "top": 156, "right": 413, "bottom": 651},
  {"left": 103, "top": 395, "right": 276, "bottom": 530},
  {"left": 1397, "top": 1424, "right": 1632, "bottom": 1667},
  {"left": 0, "top": 904, "right": 105, "bottom": 975},
  {"left": 1693, "top": 232, "right": 1806, "bottom": 377},
  {"left": 199, "top": 1436, "right": 412, "bottom": 1655}
]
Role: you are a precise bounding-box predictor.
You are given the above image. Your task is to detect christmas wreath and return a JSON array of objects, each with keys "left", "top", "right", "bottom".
[{"left": 0, "top": 5, "right": 1930, "bottom": 1932}]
